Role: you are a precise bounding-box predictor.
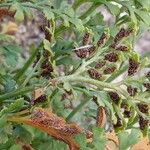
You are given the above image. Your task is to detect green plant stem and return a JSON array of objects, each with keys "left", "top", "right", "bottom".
[
  {"left": 14, "top": 43, "right": 42, "bottom": 82},
  {"left": 21, "top": 56, "right": 43, "bottom": 87},
  {"left": 54, "top": 75, "right": 150, "bottom": 120},
  {"left": 0, "top": 86, "right": 36, "bottom": 101},
  {"left": 66, "top": 97, "right": 92, "bottom": 121},
  {"left": 134, "top": 97, "right": 150, "bottom": 105},
  {"left": 7, "top": 116, "right": 28, "bottom": 123},
  {"left": 0, "top": 3, "right": 11, "bottom": 7},
  {"left": 58, "top": 75, "right": 119, "bottom": 90},
  {"left": 79, "top": 3, "right": 100, "bottom": 20},
  {"left": 56, "top": 74, "right": 120, "bottom": 94},
  {"left": 14, "top": 109, "right": 30, "bottom": 116},
  {"left": 0, "top": 2, "right": 42, "bottom": 10},
  {"left": 73, "top": 87, "right": 93, "bottom": 97},
  {"left": 138, "top": 91, "right": 150, "bottom": 98},
  {"left": 22, "top": 3, "right": 42, "bottom": 10},
  {"left": 72, "top": 0, "right": 87, "bottom": 10},
  {"left": 4, "top": 100, "right": 29, "bottom": 105},
  {"left": 55, "top": 25, "right": 68, "bottom": 36}
]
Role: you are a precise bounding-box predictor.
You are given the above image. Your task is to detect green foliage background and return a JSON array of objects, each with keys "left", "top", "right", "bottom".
[{"left": 0, "top": 0, "right": 150, "bottom": 149}]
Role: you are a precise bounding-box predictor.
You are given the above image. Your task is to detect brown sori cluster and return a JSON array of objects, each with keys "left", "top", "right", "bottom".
[
  {"left": 61, "top": 90, "right": 72, "bottom": 101},
  {"left": 108, "top": 91, "right": 120, "bottom": 104},
  {"left": 44, "top": 28, "right": 52, "bottom": 42},
  {"left": 139, "top": 116, "right": 149, "bottom": 130},
  {"left": 43, "top": 50, "right": 50, "bottom": 57},
  {"left": 82, "top": 32, "right": 91, "bottom": 45},
  {"left": 22, "top": 145, "right": 32, "bottom": 150},
  {"left": 27, "top": 108, "right": 94, "bottom": 149},
  {"left": 75, "top": 46, "right": 96, "bottom": 59},
  {"left": 95, "top": 60, "right": 106, "bottom": 69},
  {"left": 109, "top": 43, "right": 117, "bottom": 49},
  {"left": 88, "top": 68, "right": 101, "bottom": 79},
  {"left": 96, "top": 106, "right": 106, "bottom": 128},
  {"left": 88, "top": 46, "right": 96, "bottom": 56},
  {"left": 40, "top": 50, "right": 53, "bottom": 79},
  {"left": 116, "top": 45, "right": 129, "bottom": 51},
  {"left": 0, "top": 8, "right": 14, "bottom": 20},
  {"left": 125, "top": 28, "right": 133, "bottom": 37},
  {"left": 146, "top": 71, "right": 150, "bottom": 78},
  {"left": 143, "top": 82, "right": 150, "bottom": 91},
  {"left": 30, "top": 95, "right": 47, "bottom": 105},
  {"left": 128, "top": 58, "right": 139, "bottom": 76},
  {"left": 41, "top": 18, "right": 53, "bottom": 41},
  {"left": 109, "top": 28, "right": 133, "bottom": 51},
  {"left": 104, "top": 52, "right": 118, "bottom": 62},
  {"left": 138, "top": 103, "right": 149, "bottom": 114},
  {"left": 114, "top": 117, "right": 122, "bottom": 128},
  {"left": 30, "top": 108, "right": 93, "bottom": 139},
  {"left": 40, "top": 60, "right": 53, "bottom": 79},
  {"left": 31, "top": 108, "right": 81, "bottom": 135},
  {"left": 83, "top": 129, "right": 93, "bottom": 139},
  {"left": 103, "top": 66, "right": 116, "bottom": 74},
  {"left": 33, "top": 51, "right": 53, "bottom": 79},
  {"left": 92, "top": 96, "right": 99, "bottom": 106},
  {"left": 60, "top": 124, "right": 83, "bottom": 136},
  {"left": 127, "top": 85, "right": 137, "bottom": 96},
  {"left": 75, "top": 48, "right": 88, "bottom": 58},
  {"left": 114, "top": 28, "right": 133, "bottom": 43},
  {"left": 121, "top": 102, "right": 132, "bottom": 118},
  {"left": 124, "top": 110, "right": 132, "bottom": 118},
  {"left": 97, "top": 33, "right": 107, "bottom": 47},
  {"left": 114, "top": 28, "right": 126, "bottom": 43}
]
